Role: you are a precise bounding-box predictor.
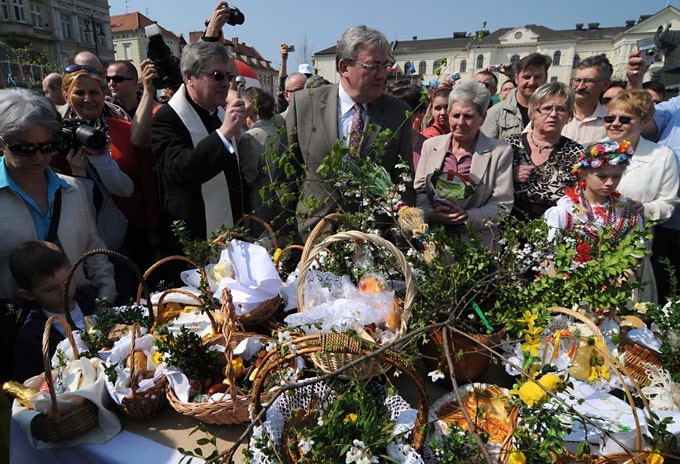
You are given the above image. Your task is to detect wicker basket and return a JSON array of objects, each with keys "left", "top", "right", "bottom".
[
  {"left": 212, "top": 216, "right": 282, "bottom": 328},
  {"left": 294, "top": 230, "right": 415, "bottom": 379},
  {"left": 427, "top": 383, "right": 520, "bottom": 464},
  {"left": 165, "top": 288, "right": 274, "bottom": 425},
  {"left": 29, "top": 315, "right": 99, "bottom": 442},
  {"left": 114, "top": 323, "right": 167, "bottom": 421},
  {"left": 138, "top": 255, "right": 221, "bottom": 335},
  {"left": 250, "top": 335, "right": 429, "bottom": 461},
  {"left": 546, "top": 307, "right": 652, "bottom": 463}
]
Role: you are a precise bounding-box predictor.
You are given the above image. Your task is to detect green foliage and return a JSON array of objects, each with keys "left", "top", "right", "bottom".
[
  {"left": 643, "top": 411, "right": 678, "bottom": 455},
  {"left": 428, "top": 426, "right": 483, "bottom": 463},
  {"left": 80, "top": 298, "right": 151, "bottom": 353},
  {"left": 178, "top": 423, "right": 226, "bottom": 463},
  {"left": 511, "top": 401, "right": 569, "bottom": 463},
  {"left": 154, "top": 326, "right": 221, "bottom": 381}
]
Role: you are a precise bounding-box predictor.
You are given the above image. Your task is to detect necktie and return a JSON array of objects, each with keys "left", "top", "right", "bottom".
[{"left": 348, "top": 103, "right": 363, "bottom": 152}]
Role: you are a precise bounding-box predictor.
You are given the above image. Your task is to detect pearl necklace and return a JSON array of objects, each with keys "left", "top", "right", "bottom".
[{"left": 529, "top": 132, "right": 554, "bottom": 153}]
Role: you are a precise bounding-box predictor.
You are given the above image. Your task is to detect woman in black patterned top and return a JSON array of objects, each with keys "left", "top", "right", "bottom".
[{"left": 504, "top": 82, "right": 583, "bottom": 219}]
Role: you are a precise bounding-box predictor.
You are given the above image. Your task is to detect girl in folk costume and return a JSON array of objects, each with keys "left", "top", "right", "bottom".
[{"left": 544, "top": 140, "right": 656, "bottom": 302}]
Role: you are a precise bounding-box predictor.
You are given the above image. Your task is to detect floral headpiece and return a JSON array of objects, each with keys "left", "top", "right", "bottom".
[{"left": 572, "top": 140, "right": 634, "bottom": 175}]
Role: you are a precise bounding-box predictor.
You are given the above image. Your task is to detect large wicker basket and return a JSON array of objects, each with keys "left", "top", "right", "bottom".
[
  {"left": 294, "top": 230, "right": 416, "bottom": 379},
  {"left": 29, "top": 315, "right": 99, "bottom": 442},
  {"left": 250, "top": 334, "right": 429, "bottom": 462},
  {"left": 165, "top": 288, "right": 274, "bottom": 425}
]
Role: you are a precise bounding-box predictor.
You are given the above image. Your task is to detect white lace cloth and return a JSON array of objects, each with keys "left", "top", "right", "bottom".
[{"left": 248, "top": 380, "right": 423, "bottom": 464}]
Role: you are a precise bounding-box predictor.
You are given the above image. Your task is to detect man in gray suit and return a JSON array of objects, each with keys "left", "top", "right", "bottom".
[{"left": 286, "top": 25, "right": 413, "bottom": 238}]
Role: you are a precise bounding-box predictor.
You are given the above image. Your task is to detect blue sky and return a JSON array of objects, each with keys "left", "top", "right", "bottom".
[{"left": 110, "top": 0, "right": 678, "bottom": 68}]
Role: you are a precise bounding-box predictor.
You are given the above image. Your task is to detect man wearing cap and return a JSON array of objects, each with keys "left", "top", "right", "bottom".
[{"left": 286, "top": 24, "right": 413, "bottom": 238}]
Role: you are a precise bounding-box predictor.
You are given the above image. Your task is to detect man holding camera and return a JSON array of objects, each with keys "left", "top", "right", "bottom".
[
  {"left": 562, "top": 54, "right": 612, "bottom": 146},
  {"left": 151, "top": 36, "right": 246, "bottom": 245}
]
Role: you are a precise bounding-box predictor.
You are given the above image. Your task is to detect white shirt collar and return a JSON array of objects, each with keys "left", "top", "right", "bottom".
[{"left": 338, "top": 82, "right": 366, "bottom": 116}]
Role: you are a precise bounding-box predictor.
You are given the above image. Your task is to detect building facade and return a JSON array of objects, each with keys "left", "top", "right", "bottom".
[
  {"left": 314, "top": 7, "right": 680, "bottom": 91},
  {"left": 0, "top": 0, "right": 112, "bottom": 86},
  {"left": 111, "top": 12, "right": 184, "bottom": 76}
]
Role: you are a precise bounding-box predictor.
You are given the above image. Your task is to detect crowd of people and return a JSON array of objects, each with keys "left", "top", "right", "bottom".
[{"left": 0, "top": 2, "right": 679, "bottom": 397}]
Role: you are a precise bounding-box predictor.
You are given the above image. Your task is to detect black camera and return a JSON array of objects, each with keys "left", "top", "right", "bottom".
[
  {"left": 222, "top": 5, "right": 245, "bottom": 26},
  {"left": 59, "top": 118, "right": 107, "bottom": 152},
  {"left": 145, "top": 24, "right": 183, "bottom": 90}
]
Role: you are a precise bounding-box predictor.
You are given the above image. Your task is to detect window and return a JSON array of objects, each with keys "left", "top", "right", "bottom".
[
  {"left": 61, "top": 13, "right": 72, "bottom": 40},
  {"left": 459, "top": 59, "right": 467, "bottom": 73},
  {"left": 1, "top": 0, "right": 9, "bottom": 20},
  {"left": 123, "top": 43, "right": 132, "bottom": 60},
  {"left": 79, "top": 18, "right": 91, "bottom": 43},
  {"left": 30, "top": 4, "right": 42, "bottom": 27},
  {"left": 553, "top": 50, "right": 561, "bottom": 66},
  {"left": 476, "top": 54, "right": 484, "bottom": 69},
  {"left": 550, "top": 76, "right": 558, "bottom": 83},
  {"left": 419, "top": 61, "right": 426, "bottom": 75},
  {"left": 514, "top": 31, "right": 523, "bottom": 40},
  {"left": 404, "top": 61, "right": 411, "bottom": 74},
  {"left": 572, "top": 54, "right": 580, "bottom": 69},
  {"left": 13, "top": 0, "right": 25, "bottom": 22}
]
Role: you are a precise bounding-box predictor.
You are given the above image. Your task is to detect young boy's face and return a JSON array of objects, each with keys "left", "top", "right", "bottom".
[{"left": 20, "top": 265, "right": 76, "bottom": 312}]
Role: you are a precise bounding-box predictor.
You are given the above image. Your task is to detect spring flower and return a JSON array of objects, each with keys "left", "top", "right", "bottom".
[
  {"left": 299, "top": 437, "right": 314, "bottom": 455},
  {"left": 591, "top": 159, "right": 602, "bottom": 168},
  {"left": 517, "top": 310, "right": 538, "bottom": 331},
  {"left": 508, "top": 451, "right": 527, "bottom": 464},
  {"left": 231, "top": 357, "right": 244, "bottom": 377},
  {"left": 428, "top": 369, "right": 445, "bottom": 382},
  {"left": 343, "top": 413, "right": 358, "bottom": 424},
  {"left": 538, "top": 373, "right": 561, "bottom": 391},
  {"left": 646, "top": 450, "right": 664, "bottom": 464},
  {"left": 346, "top": 440, "right": 378, "bottom": 464},
  {"left": 277, "top": 331, "right": 292, "bottom": 344},
  {"left": 152, "top": 352, "right": 164, "bottom": 365}
]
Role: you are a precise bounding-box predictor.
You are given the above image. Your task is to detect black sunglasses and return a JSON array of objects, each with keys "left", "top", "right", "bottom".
[
  {"left": 0, "top": 135, "right": 60, "bottom": 156},
  {"left": 64, "top": 64, "right": 101, "bottom": 74},
  {"left": 106, "top": 75, "right": 135, "bottom": 83},
  {"left": 603, "top": 115, "right": 633, "bottom": 124},
  {"left": 199, "top": 70, "right": 236, "bottom": 82}
]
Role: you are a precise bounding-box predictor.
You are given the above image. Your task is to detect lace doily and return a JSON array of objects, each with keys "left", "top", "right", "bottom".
[{"left": 248, "top": 380, "right": 423, "bottom": 463}]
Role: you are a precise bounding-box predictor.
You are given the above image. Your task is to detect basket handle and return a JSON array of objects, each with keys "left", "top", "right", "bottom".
[
  {"left": 299, "top": 213, "right": 347, "bottom": 266},
  {"left": 63, "top": 248, "right": 154, "bottom": 326},
  {"left": 217, "top": 288, "right": 243, "bottom": 404},
  {"left": 42, "top": 315, "right": 79, "bottom": 416},
  {"left": 547, "top": 307, "right": 651, "bottom": 457},
  {"left": 296, "top": 230, "right": 415, "bottom": 333},
  {"left": 250, "top": 334, "right": 429, "bottom": 452},
  {"left": 137, "top": 255, "right": 219, "bottom": 335},
  {"left": 127, "top": 322, "right": 144, "bottom": 397}
]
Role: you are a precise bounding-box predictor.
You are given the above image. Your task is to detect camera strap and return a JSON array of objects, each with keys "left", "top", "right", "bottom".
[{"left": 46, "top": 188, "right": 62, "bottom": 244}]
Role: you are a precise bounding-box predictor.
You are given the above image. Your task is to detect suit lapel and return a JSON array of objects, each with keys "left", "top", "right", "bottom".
[
  {"left": 362, "top": 96, "right": 386, "bottom": 157},
  {"left": 319, "top": 85, "right": 339, "bottom": 150},
  {"left": 470, "top": 135, "right": 492, "bottom": 183}
]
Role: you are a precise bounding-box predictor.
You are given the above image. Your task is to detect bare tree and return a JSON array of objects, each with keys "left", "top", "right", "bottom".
[{"left": 296, "top": 33, "right": 313, "bottom": 67}]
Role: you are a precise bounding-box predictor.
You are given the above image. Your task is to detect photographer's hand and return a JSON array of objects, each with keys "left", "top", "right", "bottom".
[
  {"left": 66, "top": 147, "right": 88, "bottom": 177},
  {"left": 131, "top": 59, "right": 158, "bottom": 147},
  {"left": 205, "top": 2, "right": 231, "bottom": 38}
]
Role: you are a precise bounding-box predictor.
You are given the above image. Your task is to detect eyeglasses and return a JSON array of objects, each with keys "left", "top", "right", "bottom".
[
  {"left": 570, "top": 77, "right": 605, "bottom": 86},
  {"left": 603, "top": 115, "right": 634, "bottom": 124},
  {"left": 199, "top": 70, "right": 236, "bottom": 82},
  {"left": 106, "top": 75, "right": 135, "bottom": 83},
  {"left": 536, "top": 105, "right": 568, "bottom": 115},
  {"left": 64, "top": 64, "right": 101, "bottom": 74},
  {"left": 0, "top": 135, "right": 60, "bottom": 156},
  {"left": 348, "top": 60, "right": 393, "bottom": 73}
]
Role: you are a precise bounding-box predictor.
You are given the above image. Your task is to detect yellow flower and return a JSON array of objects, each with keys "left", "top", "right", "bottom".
[
  {"left": 343, "top": 413, "right": 358, "bottom": 424},
  {"left": 587, "top": 365, "right": 599, "bottom": 382},
  {"left": 522, "top": 334, "right": 542, "bottom": 357},
  {"left": 517, "top": 311, "right": 538, "bottom": 331},
  {"left": 538, "top": 373, "right": 561, "bottom": 392},
  {"left": 508, "top": 450, "right": 527, "bottom": 464},
  {"left": 152, "top": 352, "right": 164, "bottom": 365},
  {"left": 646, "top": 451, "right": 664, "bottom": 464},
  {"left": 231, "top": 357, "right": 244, "bottom": 377},
  {"left": 273, "top": 248, "right": 283, "bottom": 264},
  {"left": 597, "top": 364, "right": 610, "bottom": 380},
  {"left": 517, "top": 380, "right": 546, "bottom": 406}
]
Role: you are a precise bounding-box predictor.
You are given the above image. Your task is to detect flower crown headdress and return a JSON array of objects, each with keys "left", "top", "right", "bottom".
[{"left": 572, "top": 140, "right": 634, "bottom": 175}]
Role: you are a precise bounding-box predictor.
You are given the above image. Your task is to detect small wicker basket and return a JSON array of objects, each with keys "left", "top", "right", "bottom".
[
  {"left": 29, "top": 315, "right": 99, "bottom": 442},
  {"left": 165, "top": 288, "right": 274, "bottom": 425}
]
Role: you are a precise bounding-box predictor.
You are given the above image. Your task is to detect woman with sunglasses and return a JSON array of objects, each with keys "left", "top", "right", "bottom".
[
  {"left": 605, "top": 90, "right": 679, "bottom": 226},
  {"left": 504, "top": 82, "right": 583, "bottom": 219},
  {"left": 57, "top": 68, "right": 137, "bottom": 303},
  {"left": 0, "top": 88, "right": 116, "bottom": 304}
]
